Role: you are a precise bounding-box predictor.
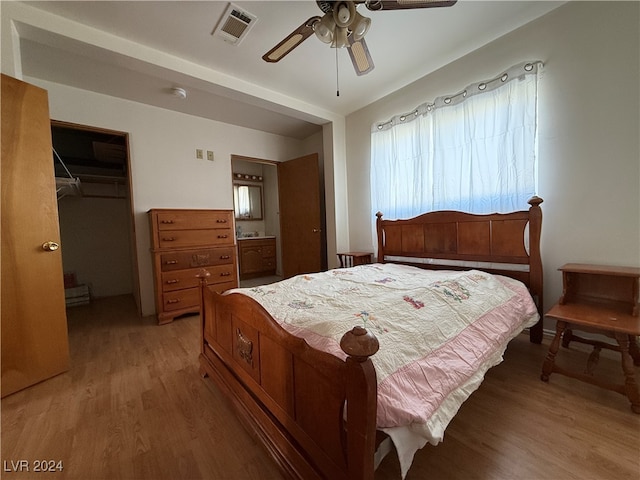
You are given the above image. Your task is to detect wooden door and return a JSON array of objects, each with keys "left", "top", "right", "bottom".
[
  {"left": 278, "top": 153, "right": 325, "bottom": 278},
  {"left": 1, "top": 74, "right": 70, "bottom": 397}
]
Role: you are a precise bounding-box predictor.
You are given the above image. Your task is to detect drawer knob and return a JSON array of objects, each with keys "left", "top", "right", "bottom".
[
  {"left": 162, "top": 237, "right": 176, "bottom": 242},
  {"left": 165, "top": 260, "right": 179, "bottom": 265},
  {"left": 216, "top": 219, "right": 227, "bottom": 223},
  {"left": 221, "top": 272, "right": 231, "bottom": 277},
  {"left": 218, "top": 234, "right": 228, "bottom": 239},
  {"left": 167, "top": 299, "right": 180, "bottom": 304},
  {"left": 161, "top": 220, "right": 175, "bottom": 224},
  {"left": 220, "top": 255, "right": 230, "bottom": 259},
  {"left": 166, "top": 279, "right": 179, "bottom": 284}
]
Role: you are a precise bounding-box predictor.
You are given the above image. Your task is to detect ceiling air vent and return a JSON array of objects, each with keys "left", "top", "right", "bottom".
[{"left": 212, "top": 3, "right": 258, "bottom": 46}]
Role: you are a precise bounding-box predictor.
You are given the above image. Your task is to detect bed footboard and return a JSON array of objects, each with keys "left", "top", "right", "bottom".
[{"left": 198, "top": 277, "right": 379, "bottom": 480}]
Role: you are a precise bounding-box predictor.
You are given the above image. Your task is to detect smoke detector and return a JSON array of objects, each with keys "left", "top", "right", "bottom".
[
  {"left": 171, "top": 87, "right": 187, "bottom": 99},
  {"left": 212, "top": 3, "right": 258, "bottom": 46}
]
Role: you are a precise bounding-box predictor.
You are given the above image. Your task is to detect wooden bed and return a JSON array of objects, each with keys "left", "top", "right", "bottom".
[{"left": 197, "top": 196, "right": 543, "bottom": 480}]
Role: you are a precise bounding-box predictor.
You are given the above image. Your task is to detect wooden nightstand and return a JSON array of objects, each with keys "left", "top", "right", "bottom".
[{"left": 541, "top": 263, "right": 640, "bottom": 413}]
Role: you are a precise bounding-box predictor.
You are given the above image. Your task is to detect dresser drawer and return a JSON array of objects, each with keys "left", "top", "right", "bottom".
[
  {"left": 161, "top": 265, "right": 237, "bottom": 292},
  {"left": 158, "top": 228, "right": 233, "bottom": 249},
  {"left": 155, "top": 210, "right": 232, "bottom": 231},
  {"left": 161, "top": 268, "right": 203, "bottom": 292},
  {"left": 160, "top": 247, "right": 235, "bottom": 272},
  {"left": 262, "top": 244, "right": 276, "bottom": 258},
  {"left": 162, "top": 287, "right": 200, "bottom": 312},
  {"left": 204, "top": 264, "right": 237, "bottom": 286}
]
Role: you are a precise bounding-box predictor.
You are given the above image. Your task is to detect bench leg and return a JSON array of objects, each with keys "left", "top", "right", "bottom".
[
  {"left": 614, "top": 332, "right": 640, "bottom": 414},
  {"left": 541, "top": 320, "right": 567, "bottom": 382},
  {"left": 629, "top": 335, "right": 640, "bottom": 366},
  {"left": 561, "top": 328, "right": 574, "bottom": 348},
  {"left": 586, "top": 346, "right": 601, "bottom": 375}
]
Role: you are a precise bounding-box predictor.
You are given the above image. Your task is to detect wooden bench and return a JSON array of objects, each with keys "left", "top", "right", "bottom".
[
  {"left": 541, "top": 264, "right": 640, "bottom": 413},
  {"left": 337, "top": 252, "right": 373, "bottom": 268}
]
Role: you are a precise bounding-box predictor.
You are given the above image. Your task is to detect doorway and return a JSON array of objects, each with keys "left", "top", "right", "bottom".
[
  {"left": 231, "top": 156, "right": 282, "bottom": 287},
  {"left": 51, "top": 121, "right": 140, "bottom": 314},
  {"left": 231, "top": 153, "right": 326, "bottom": 287}
]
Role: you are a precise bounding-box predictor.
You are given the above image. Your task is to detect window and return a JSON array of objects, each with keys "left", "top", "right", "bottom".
[{"left": 371, "top": 62, "right": 541, "bottom": 222}]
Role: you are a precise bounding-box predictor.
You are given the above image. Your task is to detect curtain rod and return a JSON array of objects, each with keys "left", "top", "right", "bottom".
[{"left": 373, "top": 60, "right": 543, "bottom": 133}]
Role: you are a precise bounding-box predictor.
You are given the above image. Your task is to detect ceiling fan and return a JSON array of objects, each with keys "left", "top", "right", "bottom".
[{"left": 262, "top": 1, "right": 457, "bottom": 76}]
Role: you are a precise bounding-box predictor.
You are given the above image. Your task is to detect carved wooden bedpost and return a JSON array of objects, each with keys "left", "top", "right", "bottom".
[
  {"left": 376, "top": 212, "right": 384, "bottom": 264},
  {"left": 196, "top": 269, "right": 211, "bottom": 377},
  {"left": 340, "top": 326, "right": 379, "bottom": 480},
  {"left": 527, "top": 196, "right": 544, "bottom": 344},
  {"left": 196, "top": 268, "right": 211, "bottom": 316}
]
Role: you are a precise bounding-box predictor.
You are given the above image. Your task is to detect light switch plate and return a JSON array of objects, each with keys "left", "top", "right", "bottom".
[
  {"left": 207, "top": 150, "right": 214, "bottom": 161},
  {"left": 196, "top": 149, "right": 203, "bottom": 159}
]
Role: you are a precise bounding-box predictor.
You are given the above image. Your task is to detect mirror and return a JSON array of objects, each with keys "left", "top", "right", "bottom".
[{"left": 233, "top": 184, "right": 263, "bottom": 220}]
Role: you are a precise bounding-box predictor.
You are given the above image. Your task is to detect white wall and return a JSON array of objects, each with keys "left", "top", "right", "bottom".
[
  {"left": 28, "top": 78, "right": 311, "bottom": 317},
  {"left": 345, "top": 1, "right": 640, "bottom": 318}
]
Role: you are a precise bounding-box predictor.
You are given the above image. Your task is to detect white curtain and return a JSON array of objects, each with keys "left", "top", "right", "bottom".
[
  {"left": 371, "top": 61, "right": 541, "bottom": 224},
  {"left": 234, "top": 185, "right": 251, "bottom": 218}
]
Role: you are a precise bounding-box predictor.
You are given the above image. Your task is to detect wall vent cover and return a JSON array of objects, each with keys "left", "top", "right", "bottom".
[{"left": 212, "top": 3, "right": 258, "bottom": 46}]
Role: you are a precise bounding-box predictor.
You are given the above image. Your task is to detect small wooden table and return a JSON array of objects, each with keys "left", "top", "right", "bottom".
[
  {"left": 541, "top": 263, "right": 640, "bottom": 413},
  {"left": 337, "top": 252, "right": 373, "bottom": 268}
]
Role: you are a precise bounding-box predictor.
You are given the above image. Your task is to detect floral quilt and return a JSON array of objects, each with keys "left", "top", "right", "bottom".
[{"left": 228, "top": 263, "right": 539, "bottom": 476}]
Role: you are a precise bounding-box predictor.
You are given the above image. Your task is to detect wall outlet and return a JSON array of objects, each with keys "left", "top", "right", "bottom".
[
  {"left": 196, "top": 149, "right": 203, "bottom": 159},
  {"left": 207, "top": 150, "right": 214, "bottom": 161}
]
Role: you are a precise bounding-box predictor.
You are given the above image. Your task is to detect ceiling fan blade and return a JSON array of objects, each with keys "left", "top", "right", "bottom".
[
  {"left": 364, "top": 0, "right": 457, "bottom": 11},
  {"left": 347, "top": 35, "right": 374, "bottom": 76},
  {"left": 262, "top": 17, "right": 321, "bottom": 63}
]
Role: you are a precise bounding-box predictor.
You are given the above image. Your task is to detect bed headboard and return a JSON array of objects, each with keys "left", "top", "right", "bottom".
[{"left": 376, "top": 197, "right": 543, "bottom": 341}]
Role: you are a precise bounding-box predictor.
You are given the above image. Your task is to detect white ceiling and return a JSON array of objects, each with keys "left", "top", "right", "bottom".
[{"left": 16, "top": 1, "right": 564, "bottom": 139}]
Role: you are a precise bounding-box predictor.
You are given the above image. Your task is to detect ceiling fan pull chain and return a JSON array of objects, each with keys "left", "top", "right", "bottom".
[{"left": 336, "top": 47, "right": 340, "bottom": 97}]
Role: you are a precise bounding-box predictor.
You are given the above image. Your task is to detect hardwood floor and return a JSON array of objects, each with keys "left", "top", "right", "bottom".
[
  {"left": 1, "top": 295, "right": 283, "bottom": 480},
  {"left": 377, "top": 332, "right": 640, "bottom": 480},
  {"left": 239, "top": 275, "right": 282, "bottom": 288},
  {"left": 2, "top": 295, "right": 639, "bottom": 479}
]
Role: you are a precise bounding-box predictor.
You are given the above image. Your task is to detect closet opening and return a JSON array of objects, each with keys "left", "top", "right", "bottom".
[{"left": 51, "top": 120, "right": 140, "bottom": 315}]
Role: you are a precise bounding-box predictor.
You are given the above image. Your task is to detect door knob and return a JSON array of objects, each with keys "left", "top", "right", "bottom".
[
  {"left": 312, "top": 228, "right": 321, "bottom": 233},
  {"left": 42, "top": 241, "right": 60, "bottom": 252}
]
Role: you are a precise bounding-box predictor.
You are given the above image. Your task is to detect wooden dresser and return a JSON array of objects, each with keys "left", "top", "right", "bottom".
[
  {"left": 238, "top": 237, "right": 276, "bottom": 280},
  {"left": 149, "top": 209, "right": 237, "bottom": 324}
]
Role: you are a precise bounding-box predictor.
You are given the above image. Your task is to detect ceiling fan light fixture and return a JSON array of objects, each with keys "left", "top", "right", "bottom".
[
  {"left": 314, "top": 14, "right": 335, "bottom": 44},
  {"left": 351, "top": 12, "right": 371, "bottom": 41},
  {"left": 331, "top": 26, "right": 349, "bottom": 49},
  {"left": 333, "top": 1, "right": 356, "bottom": 28}
]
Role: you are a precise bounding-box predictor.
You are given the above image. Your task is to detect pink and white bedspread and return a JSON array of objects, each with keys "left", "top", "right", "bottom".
[{"left": 228, "top": 263, "right": 539, "bottom": 477}]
